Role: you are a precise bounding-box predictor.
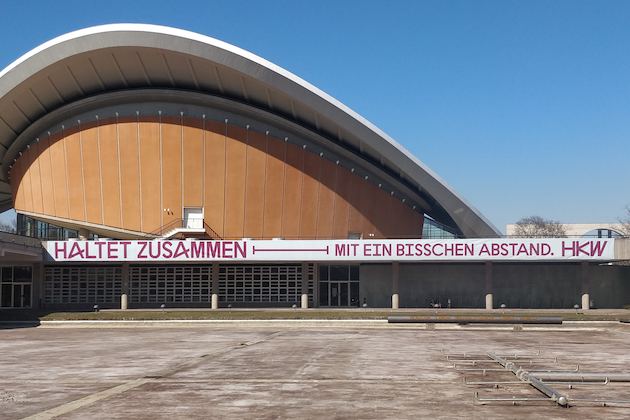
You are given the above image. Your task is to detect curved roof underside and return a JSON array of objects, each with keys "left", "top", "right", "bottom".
[{"left": 0, "top": 24, "right": 500, "bottom": 238}]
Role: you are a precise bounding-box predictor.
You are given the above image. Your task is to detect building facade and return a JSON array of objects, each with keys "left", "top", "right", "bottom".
[{"left": 0, "top": 25, "right": 627, "bottom": 310}]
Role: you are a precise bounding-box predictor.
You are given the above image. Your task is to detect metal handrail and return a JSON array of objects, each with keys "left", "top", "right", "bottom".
[
  {"left": 144, "top": 218, "right": 184, "bottom": 238},
  {"left": 144, "top": 219, "right": 223, "bottom": 239},
  {"left": 203, "top": 221, "right": 223, "bottom": 240}
]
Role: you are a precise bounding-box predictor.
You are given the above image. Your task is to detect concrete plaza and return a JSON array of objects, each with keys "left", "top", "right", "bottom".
[{"left": 1, "top": 321, "right": 630, "bottom": 419}]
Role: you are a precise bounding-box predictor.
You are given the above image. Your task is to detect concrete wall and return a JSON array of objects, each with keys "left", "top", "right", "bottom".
[
  {"left": 615, "top": 239, "right": 630, "bottom": 260},
  {"left": 493, "top": 263, "right": 581, "bottom": 308},
  {"left": 590, "top": 264, "right": 630, "bottom": 309},
  {"left": 359, "top": 264, "right": 393, "bottom": 308},
  {"left": 360, "top": 262, "right": 630, "bottom": 309},
  {"left": 399, "top": 263, "right": 486, "bottom": 308},
  {"left": 493, "top": 263, "right": 630, "bottom": 309}
]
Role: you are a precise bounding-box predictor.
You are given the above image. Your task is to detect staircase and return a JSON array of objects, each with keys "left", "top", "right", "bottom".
[{"left": 144, "top": 219, "right": 222, "bottom": 240}]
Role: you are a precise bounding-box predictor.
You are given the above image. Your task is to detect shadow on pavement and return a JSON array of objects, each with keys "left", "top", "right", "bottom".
[{"left": 0, "top": 309, "right": 50, "bottom": 329}]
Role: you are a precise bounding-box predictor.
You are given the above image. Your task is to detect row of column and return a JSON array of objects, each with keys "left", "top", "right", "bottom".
[
  {"left": 118, "top": 261, "right": 311, "bottom": 310},
  {"left": 39, "top": 258, "right": 593, "bottom": 310},
  {"left": 390, "top": 261, "right": 593, "bottom": 310}
]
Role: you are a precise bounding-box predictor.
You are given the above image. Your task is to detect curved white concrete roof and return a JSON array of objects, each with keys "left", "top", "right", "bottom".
[{"left": 0, "top": 24, "right": 501, "bottom": 238}]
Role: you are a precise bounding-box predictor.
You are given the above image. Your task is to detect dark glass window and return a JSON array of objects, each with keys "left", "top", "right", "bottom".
[
  {"left": 319, "top": 265, "right": 329, "bottom": 281},
  {"left": 2, "top": 267, "right": 13, "bottom": 282},
  {"left": 330, "top": 265, "right": 349, "bottom": 281},
  {"left": 350, "top": 266, "right": 359, "bottom": 280},
  {"left": 319, "top": 282, "right": 328, "bottom": 306},
  {"left": 14, "top": 266, "right": 33, "bottom": 282}
]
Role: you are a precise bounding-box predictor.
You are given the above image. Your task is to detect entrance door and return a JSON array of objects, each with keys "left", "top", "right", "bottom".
[
  {"left": 339, "top": 283, "right": 349, "bottom": 306},
  {"left": 0, "top": 283, "right": 31, "bottom": 308},
  {"left": 330, "top": 282, "right": 339, "bottom": 306},
  {"left": 0, "top": 266, "right": 33, "bottom": 308},
  {"left": 13, "top": 284, "right": 31, "bottom": 308},
  {"left": 326, "top": 282, "right": 351, "bottom": 306},
  {"left": 318, "top": 265, "right": 360, "bottom": 307},
  {"left": 183, "top": 207, "right": 204, "bottom": 229}
]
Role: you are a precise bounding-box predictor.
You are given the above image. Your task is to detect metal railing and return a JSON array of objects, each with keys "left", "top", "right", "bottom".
[
  {"left": 144, "top": 218, "right": 184, "bottom": 238},
  {"left": 144, "top": 219, "right": 222, "bottom": 240},
  {"left": 203, "top": 221, "right": 223, "bottom": 240}
]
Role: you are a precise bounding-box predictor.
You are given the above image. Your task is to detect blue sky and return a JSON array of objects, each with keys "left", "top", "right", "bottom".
[{"left": 1, "top": 0, "right": 629, "bottom": 233}]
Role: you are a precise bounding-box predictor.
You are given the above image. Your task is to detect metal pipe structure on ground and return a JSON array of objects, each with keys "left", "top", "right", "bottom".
[
  {"left": 485, "top": 352, "right": 569, "bottom": 406},
  {"left": 531, "top": 372, "right": 630, "bottom": 382},
  {"left": 388, "top": 315, "right": 562, "bottom": 324},
  {"left": 456, "top": 350, "right": 630, "bottom": 407}
]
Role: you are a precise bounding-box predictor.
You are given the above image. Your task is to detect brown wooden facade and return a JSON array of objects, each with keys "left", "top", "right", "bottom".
[{"left": 11, "top": 117, "right": 424, "bottom": 239}]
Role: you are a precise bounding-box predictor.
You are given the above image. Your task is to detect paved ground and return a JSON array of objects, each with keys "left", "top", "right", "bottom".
[{"left": 1, "top": 322, "right": 630, "bottom": 419}]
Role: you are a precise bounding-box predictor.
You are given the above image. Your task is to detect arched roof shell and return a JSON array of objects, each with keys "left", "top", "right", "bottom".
[{"left": 0, "top": 24, "right": 500, "bottom": 238}]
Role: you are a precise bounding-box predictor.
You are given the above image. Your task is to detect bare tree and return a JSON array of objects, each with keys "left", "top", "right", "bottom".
[
  {"left": 0, "top": 218, "right": 17, "bottom": 233},
  {"left": 617, "top": 206, "right": 630, "bottom": 238},
  {"left": 513, "top": 215, "right": 567, "bottom": 238}
]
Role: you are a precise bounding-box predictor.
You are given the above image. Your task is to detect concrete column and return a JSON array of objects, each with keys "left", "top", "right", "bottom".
[
  {"left": 486, "top": 293, "right": 493, "bottom": 310},
  {"left": 40, "top": 262, "right": 45, "bottom": 309},
  {"left": 485, "top": 261, "right": 493, "bottom": 309},
  {"left": 392, "top": 261, "right": 400, "bottom": 309},
  {"left": 78, "top": 228, "right": 90, "bottom": 241},
  {"left": 211, "top": 261, "right": 219, "bottom": 292},
  {"left": 211, "top": 261, "right": 219, "bottom": 309},
  {"left": 32, "top": 262, "right": 43, "bottom": 309},
  {"left": 301, "top": 262, "right": 309, "bottom": 308},
  {"left": 392, "top": 294, "right": 399, "bottom": 309},
  {"left": 581, "top": 262, "right": 590, "bottom": 311},
  {"left": 313, "top": 263, "right": 319, "bottom": 308},
  {"left": 121, "top": 263, "right": 129, "bottom": 309}
]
